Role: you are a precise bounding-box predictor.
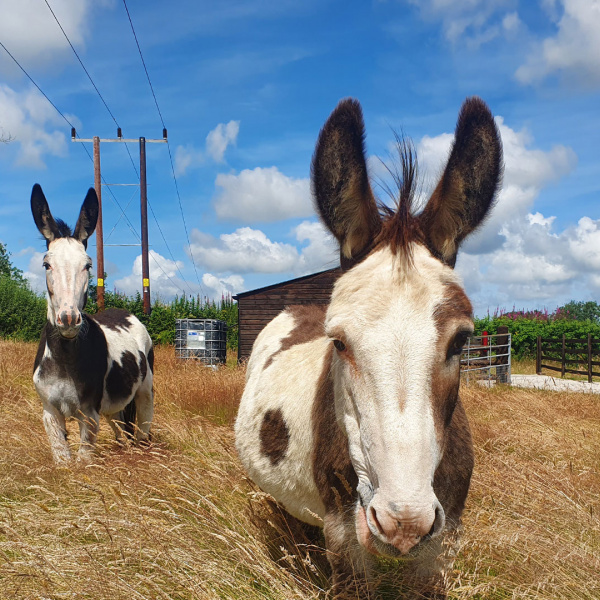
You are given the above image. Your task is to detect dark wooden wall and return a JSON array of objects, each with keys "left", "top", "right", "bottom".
[{"left": 235, "top": 268, "right": 341, "bottom": 361}]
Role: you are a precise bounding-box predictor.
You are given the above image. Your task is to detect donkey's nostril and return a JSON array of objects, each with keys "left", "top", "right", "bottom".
[
  {"left": 369, "top": 506, "right": 385, "bottom": 536},
  {"left": 75, "top": 313, "right": 82, "bottom": 325},
  {"left": 428, "top": 504, "right": 445, "bottom": 538}
]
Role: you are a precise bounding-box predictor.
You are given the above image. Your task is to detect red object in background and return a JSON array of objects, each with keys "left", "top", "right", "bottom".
[{"left": 483, "top": 330, "right": 489, "bottom": 346}]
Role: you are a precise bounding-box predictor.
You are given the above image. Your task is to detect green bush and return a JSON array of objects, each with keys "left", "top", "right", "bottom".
[
  {"left": 474, "top": 314, "right": 600, "bottom": 359},
  {"left": 0, "top": 276, "right": 47, "bottom": 341}
]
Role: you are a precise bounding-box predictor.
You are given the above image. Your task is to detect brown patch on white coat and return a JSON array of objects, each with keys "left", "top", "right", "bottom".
[{"left": 235, "top": 96, "right": 502, "bottom": 597}]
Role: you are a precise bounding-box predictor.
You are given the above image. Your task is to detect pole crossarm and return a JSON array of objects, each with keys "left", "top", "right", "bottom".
[
  {"left": 71, "top": 127, "right": 167, "bottom": 144},
  {"left": 73, "top": 138, "right": 167, "bottom": 143}
]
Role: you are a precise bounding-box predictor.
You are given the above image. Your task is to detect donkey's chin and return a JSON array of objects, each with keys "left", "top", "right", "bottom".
[{"left": 57, "top": 327, "right": 80, "bottom": 339}]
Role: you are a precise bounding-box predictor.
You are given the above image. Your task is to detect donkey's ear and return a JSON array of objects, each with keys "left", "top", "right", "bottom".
[
  {"left": 418, "top": 97, "right": 503, "bottom": 267},
  {"left": 311, "top": 98, "right": 381, "bottom": 268},
  {"left": 73, "top": 188, "right": 98, "bottom": 249},
  {"left": 31, "top": 184, "right": 60, "bottom": 246}
]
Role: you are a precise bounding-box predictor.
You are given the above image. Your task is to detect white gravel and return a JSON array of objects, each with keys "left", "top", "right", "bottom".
[{"left": 480, "top": 374, "right": 600, "bottom": 394}]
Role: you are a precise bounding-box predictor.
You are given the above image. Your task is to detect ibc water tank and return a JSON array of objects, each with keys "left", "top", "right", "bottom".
[{"left": 175, "top": 319, "right": 227, "bottom": 366}]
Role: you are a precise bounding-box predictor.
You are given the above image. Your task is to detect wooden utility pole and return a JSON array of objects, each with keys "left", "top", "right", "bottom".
[
  {"left": 139, "top": 137, "right": 150, "bottom": 314},
  {"left": 93, "top": 136, "right": 105, "bottom": 310},
  {"left": 72, "top": 130, "right": 167, "bottom": 314}
]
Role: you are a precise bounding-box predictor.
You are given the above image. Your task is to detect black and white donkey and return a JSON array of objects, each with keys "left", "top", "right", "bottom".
[{"left": 31, "top": 184, "right": 154, "bottom": 463}]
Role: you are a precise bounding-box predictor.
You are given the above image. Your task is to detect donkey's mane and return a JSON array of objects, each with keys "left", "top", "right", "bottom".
[
  {"left": 55, "top": 219, "right": 73, "bottom": 239},
  {"left": 374, "top": 134, "right": 423, "bottom": 264}
]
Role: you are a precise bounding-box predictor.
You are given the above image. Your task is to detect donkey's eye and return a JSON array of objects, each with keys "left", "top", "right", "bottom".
[
  {"left": 85, "top": 263, "right": 93, "bottom": 271},
  {"left": 333, "top": 339, "right": 346, "bottom": 352},
  {"left": 43, "top": 262, "right": 51, "bottom": 270},
  {"left": 447, "top": 331, "right": 470, "bottom": 360}
]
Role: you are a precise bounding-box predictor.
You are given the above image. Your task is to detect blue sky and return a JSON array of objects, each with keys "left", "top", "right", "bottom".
[{"left": 0, "top": 0, "right": 599, "bottom": 316}]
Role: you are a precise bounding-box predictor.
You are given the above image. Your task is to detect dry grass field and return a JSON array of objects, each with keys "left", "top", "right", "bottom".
[{"left": 0, "top": 340, "right": 598, "bottom": 599}]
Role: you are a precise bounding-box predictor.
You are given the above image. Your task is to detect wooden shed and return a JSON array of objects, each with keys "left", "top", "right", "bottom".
[{"left": 234, "top": 267, "right": 341, "bottom": 361}]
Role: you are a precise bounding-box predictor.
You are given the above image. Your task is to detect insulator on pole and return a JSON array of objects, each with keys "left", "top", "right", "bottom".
[
  {"left": 117, "top": 127, "right": 122, "bottom": 139},
  {"left": 71, "top": 127, "right": 76, "bottom": 140},
  {"left": 162, "top": 128, "right": 167, "bottom": 140}
]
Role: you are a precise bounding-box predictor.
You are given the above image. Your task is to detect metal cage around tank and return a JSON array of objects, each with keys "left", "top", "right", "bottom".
[{"left": 175, "top": 319, "right": 227, "bottom": 366}]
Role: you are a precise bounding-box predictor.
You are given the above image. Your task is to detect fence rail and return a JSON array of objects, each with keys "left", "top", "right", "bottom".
[
  {"left": 461, "top": 330, "right": 511, "bottom": 384},
  {"left": 536, "top": 334, "right": 600, "bottom": 382}
]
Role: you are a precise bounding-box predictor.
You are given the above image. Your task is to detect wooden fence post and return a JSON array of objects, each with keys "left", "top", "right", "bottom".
[
  {"left": 497, "top": 326, "right": 509, "bottom": 383},
  {"left": 587, "top": 333, "right": 592, "bottom": 383},
  {"left": 561, "top": 334, "right": 566, "bottom": 378},
  {"left": 536, "top": 336, "right": 541, "bottom": 375}
]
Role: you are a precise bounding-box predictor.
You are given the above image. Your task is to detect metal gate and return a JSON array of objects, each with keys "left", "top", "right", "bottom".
[{"left": 461, "top": 332, "right": 512, "bottom": 384}]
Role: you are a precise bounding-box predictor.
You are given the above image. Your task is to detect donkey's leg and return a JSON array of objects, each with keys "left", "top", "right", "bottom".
[
  {"left": 76, "top": 408, "right": 100, "bottom": 461},
  {"left": 133, "top": 381, "right": 153, "bottom": 442},
  {"left": 42, "top": 403, "right": 71, "bottom": 463},
  {"left": 323, "top": 510, "right": 374, "bottom": 599},
  {"left": 104, "top": 413, "right": 125, "bottom": 443}
]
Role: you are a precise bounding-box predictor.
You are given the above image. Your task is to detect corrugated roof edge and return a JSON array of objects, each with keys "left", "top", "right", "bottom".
[{"left": 233, "top": 266, "right": 341, "bottom": 300}]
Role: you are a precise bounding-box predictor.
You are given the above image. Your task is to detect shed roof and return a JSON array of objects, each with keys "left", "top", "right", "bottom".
[{"left": 233, "top": 266, "right": 340, "bottom": 300}]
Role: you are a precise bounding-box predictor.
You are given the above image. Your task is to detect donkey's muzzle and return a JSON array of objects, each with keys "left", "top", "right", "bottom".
[
  {"left": 361, "top": 497, "right": 445, "bottom": 555},
  {"left": 56, "top": 310, "right": 82, "bottom": 338}
]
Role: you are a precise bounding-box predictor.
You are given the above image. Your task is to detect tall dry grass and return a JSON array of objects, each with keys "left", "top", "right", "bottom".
[{"left": 0, "top": 340, "right": 598, "bottom": 599}]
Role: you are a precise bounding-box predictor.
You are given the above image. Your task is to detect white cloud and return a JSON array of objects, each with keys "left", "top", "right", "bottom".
[
  {"left": 113, "top": 250, "right": 190, "bottom": 299},
  {"left": 293, "top": 220, "right": 338, "bottom": 273},
  {"left": 456, "top": 213, "right": 600, "bottom": 313},
  {"left": 189, "top": 227, "right": 299, "bottom": 273},
  {"left": 188, "top": 221, "right": 337, "bottom": 277},
  {"left": 202, "top": 272, "right": 244, "bottom": 298},
  {"left": 502, "top": 11, "right": 521, "bottom": 33},
  {"left": 206, "top": 120, "right": 239, "bottom": 162},
  {"left": 567, "top": 216, "right": 600, "bottom": 271},
  {"left": 516, "top": 0, "right": 600, "bottom": 87},
  {"left": 0, "top": 0, "right": 92, "bottom": 71},
  {"left": 405, "top": 0, "right": 512, "bottom": 46},
  {"left": 174, "top": 144, "right": 204, "bottom": 176},
  {"left": 416, "top": 115, "right": 577, "bottom": 254},
  {"left": 175, "top": 120, "right": 240, "bottom": 175},
  {"left": 405, "top": 110, "right": 586, "bottom": 313},
  {"left": 0, "top": 84, "right": 72, "bottom": 168},
  {"left": 213, "top": 166, "right": 312, "bottom": 222},
  {"left": 22, "top": 247, "right": 46, "bottom": 293}
]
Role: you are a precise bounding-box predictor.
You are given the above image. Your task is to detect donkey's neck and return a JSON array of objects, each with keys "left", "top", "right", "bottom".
[{"left": 44, "top": 318, "right": 86, "bottom": 363}]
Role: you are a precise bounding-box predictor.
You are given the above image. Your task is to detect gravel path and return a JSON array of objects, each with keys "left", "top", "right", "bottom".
[{"left": 482, "top": 374, "right": 600, "bottom": 394}]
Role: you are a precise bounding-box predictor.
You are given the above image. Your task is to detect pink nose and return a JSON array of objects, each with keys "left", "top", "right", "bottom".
[{"left": 368, "top": 503, "right": 443, "bottom": 554}]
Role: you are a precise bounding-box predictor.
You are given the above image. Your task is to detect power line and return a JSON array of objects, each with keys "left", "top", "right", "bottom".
[
  {"left": 121, "top": 0, "right": 203, "bottom": 291},
  {"left": 0, "top": 40, "right": 76, "bottom": 130},
  {"left": 122, "top": 0, "right": 165, "bottom": 128},
  {"left": 43, "top": 0, "right": 117, "bottom": 126},
  {"left": 44, "top": 0, "right": 195, "bottom": 294},
  {"left": 0, "top": 39, "right": 130, "bottom": 228},
  {"left": 41, "top": 0, "right": 194, "bottom": 296},
  {"left": 147, "top": 198, "right": 195, "bottom": 294},
  {"left": 0, "top": 38, "right": 189, "bottom": 297},
  {"left": 42, "top": 0, "right": 140, "bottom": 181}
]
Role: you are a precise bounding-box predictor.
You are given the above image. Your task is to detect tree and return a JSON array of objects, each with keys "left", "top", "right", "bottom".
[
  {"left": 0, "top": 241, "right": 25, "bottom": 283},
  {"left": 0, "top": 241, "right": 46, "bottom": 340},
  {"left": 556, "top": 300, "right": 600, "bottom": 323},
  {"left": 1, "top": 124, "right": 13, "bottom": 143}
]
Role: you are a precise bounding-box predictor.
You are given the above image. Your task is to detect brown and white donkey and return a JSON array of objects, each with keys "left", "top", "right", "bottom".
[{"left": 235, "top": 97, "right": 502, "bottom": 597}]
